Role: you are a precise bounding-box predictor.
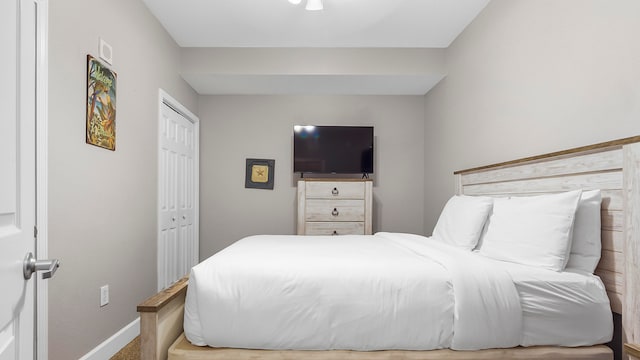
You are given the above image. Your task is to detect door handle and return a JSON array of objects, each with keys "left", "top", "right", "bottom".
[{"left": 23, "top": 252, "right": 60, "bottom": 280}]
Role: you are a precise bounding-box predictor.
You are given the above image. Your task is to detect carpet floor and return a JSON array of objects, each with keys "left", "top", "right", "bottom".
[{"left": 110, "top": 336, "right": 140, "bottom": 360}]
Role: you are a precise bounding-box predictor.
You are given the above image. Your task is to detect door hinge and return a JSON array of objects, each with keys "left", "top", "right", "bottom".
[{"left": 34, "top": 226, "right": 38, "bottom": 238}]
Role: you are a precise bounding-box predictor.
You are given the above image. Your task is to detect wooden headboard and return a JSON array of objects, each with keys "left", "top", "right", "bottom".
[{"left": 453, "top": 136, "right": 640, "bottom": 353}]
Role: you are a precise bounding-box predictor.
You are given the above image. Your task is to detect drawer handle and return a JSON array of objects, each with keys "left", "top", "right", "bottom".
[
  {"left": 331, "top": 208, "right": 339, "bottom": 216},
  {"left": 332, "top": 230, "right": 338, "bottom": 236},
  {"left": 331, "top": 187, "right": 339, "bottom": 196}
]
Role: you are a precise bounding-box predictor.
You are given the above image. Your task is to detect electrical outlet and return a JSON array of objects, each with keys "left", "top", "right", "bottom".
[{"left": 100, "top": 285, "right": 109, "bottom": 307}]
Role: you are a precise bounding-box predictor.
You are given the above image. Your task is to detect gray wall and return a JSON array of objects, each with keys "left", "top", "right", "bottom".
[
  {"left": 48, "top": 0, "right": 197, "bottom": 358},
  {"left": 423, "top": 0, "right": 640, "bottom": 234},
  {"left": 199, "top": 95, "right": 425, "bottom": 258}
]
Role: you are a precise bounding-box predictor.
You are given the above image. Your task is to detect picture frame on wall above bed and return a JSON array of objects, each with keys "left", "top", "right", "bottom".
[{"left": 138, "top": 135, "right": 640, "bottom": 360}]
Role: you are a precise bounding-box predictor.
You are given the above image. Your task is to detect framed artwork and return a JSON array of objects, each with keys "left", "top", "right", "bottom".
[
  {"left": 245, "top": 159, "right": 275, "bottom": 190},
  {"left": 86, "top": 54, "right": 117, "bottom": 151}
]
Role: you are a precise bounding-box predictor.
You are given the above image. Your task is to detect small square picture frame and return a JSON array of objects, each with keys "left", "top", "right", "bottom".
[{"left": 245, "top": 158, "right": 275, "bottom": 190}]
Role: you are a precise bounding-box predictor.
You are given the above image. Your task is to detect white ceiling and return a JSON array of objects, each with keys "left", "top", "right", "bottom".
[
  {"left": 142, "top": 0, "right": 490, "bottom": 48},
  {"left": 141, "top": 0, "right": 490, "bottom": 94}
]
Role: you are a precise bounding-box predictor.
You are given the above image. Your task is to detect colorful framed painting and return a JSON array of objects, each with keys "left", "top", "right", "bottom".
[
  {"left": 86, "top": 54, "right": 117, "bottom": 151},
  {"left": 245, "top": 159, "right": 275, "bottom": 190}
]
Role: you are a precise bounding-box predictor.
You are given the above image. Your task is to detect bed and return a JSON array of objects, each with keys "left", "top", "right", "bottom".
[{"left": 138, "top": 136, "right": 640, "bottom": 360}]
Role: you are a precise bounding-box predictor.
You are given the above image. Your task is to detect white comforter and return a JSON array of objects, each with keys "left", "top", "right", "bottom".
[{"left": 184, "top": 232, "right": 524, "bottom": 350}]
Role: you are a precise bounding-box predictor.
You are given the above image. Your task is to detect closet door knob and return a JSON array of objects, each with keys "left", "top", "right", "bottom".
[
  {"left": 331, "top": 187, "right": 339, "bottom": 196},
  {"left": 331, "top": 208, "right": 339, "bottom": 216}
]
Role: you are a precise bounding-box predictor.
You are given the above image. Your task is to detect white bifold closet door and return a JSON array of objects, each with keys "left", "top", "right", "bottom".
[{"left": 159, "top": 102, "right": 197, "bottom": 290}]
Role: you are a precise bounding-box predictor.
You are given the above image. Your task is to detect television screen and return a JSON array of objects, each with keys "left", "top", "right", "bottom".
[{"left": 293, "top": 125, "right": 374, "bottom": 174}]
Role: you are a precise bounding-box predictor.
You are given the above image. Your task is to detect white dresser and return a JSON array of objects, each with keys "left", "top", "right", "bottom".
[{"left": 297, "top": 179, "right": 373, "bottom": 235}]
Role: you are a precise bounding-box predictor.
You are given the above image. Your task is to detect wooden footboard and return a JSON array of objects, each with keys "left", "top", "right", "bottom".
[
  {"left": 167, "top": 334, "right": 611, "bottom": 360},
  {"left": 138, "top": 276, "right": 189, "bottom": 360}
]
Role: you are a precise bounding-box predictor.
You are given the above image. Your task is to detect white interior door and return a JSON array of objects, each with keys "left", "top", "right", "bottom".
[
  {"left": 158, "top": 100, "right": 199, "bottom": 290},
  {"left": 0, "top": 0, "right": 37, "bottom": 359}
]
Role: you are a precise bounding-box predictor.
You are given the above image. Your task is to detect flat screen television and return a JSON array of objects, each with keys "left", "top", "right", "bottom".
[{"left": 293, "top": 125, "right": 374, "bottom": 174}]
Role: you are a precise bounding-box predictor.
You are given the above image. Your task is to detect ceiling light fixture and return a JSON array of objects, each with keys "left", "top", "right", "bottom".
[
  {"left": 305, "top": 0, "right": 323, "bottom": 11},
  {"left": 288, "top": 0, "right": 323, "bottom": 11}
]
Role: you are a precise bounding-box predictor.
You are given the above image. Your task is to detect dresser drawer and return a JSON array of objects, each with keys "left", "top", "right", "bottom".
[
  {"left": 297, "top": 179, "right": 372, "bottom": 235},
  {"left": 304, "top": 222, "right": 365, "bottom": 236},
  {"left": 305, "top": 181, "right": 365, "bottom": 199},
  {"left": 305, "top": 199, "right": 365, "bottom": 222}
]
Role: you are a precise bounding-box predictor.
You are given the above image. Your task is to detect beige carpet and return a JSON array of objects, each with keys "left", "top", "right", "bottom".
[{"left": 110, "top": 336, "right": 140, "bottom": 360}]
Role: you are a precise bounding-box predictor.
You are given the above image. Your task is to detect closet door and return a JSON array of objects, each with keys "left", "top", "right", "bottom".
[{"left": 159, "top": 102, "right": 197, "bottom": 290}]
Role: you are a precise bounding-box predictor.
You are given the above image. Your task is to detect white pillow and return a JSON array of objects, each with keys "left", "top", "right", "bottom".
[
  {"left": 479, "top": 190, "right": 582, "bottom": 271},
  {"left": 432, "top": 195, "right": 494, "bottom": 250},
  {"left": 566, "top": 190, "right": 602, "bottom": 273}
]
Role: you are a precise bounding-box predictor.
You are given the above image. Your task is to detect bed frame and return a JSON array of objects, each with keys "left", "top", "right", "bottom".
[{"left": 138, "top": 136, "right": 640, "bottom": 360}]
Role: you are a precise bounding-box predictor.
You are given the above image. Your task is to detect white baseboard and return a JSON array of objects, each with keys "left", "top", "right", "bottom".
[{"left": 79, "top": 317, "right": 140, "bottom": 360}]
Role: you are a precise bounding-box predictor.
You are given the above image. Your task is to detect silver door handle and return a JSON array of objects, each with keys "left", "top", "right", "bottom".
[{"left": 23, "top": 252, "right": 60, "bottom": 280}]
